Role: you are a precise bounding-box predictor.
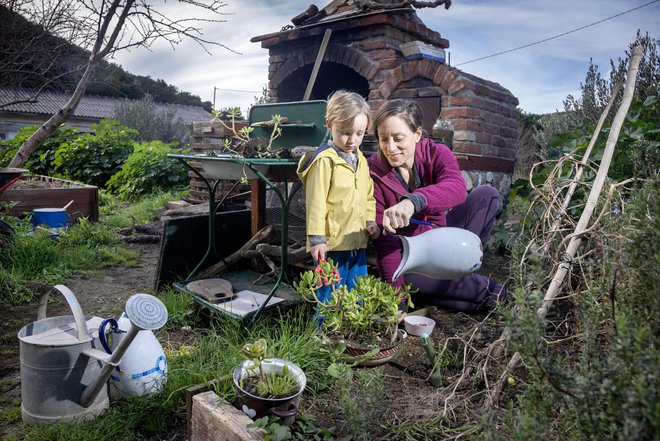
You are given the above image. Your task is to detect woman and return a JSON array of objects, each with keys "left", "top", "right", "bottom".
[{"left": 368, "top": 99, "right": 507, "bottom": 313}]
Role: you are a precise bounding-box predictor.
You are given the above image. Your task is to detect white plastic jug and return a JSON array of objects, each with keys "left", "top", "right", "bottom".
[
  {"left": 392, "top": 227, "right": 483, "bottom": 281},
  {"left": 100, "top": 309, "right": 168, "bottom": 399}
]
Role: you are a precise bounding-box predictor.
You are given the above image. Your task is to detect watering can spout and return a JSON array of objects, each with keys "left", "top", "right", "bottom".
[
  {"left": 392, "top": 227, "right": 483, "bottom": 282},
  {"left": 80, "top": 293, "right": 168, "bottom": 408}
]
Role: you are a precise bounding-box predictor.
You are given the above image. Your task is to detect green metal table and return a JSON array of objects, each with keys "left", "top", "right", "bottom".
[{"left": 168, "top": 153, "right": 302, "bottom": 322}]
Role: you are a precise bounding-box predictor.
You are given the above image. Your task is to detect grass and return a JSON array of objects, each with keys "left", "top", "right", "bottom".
[
  {"left": 0, "top": 190, "right": 188, "bottom": 305},
  {"left": 5, "top": 175, "right": 656, "bottom": 440},
  {"left": 0, "top": 218, "right": 138, "bottom": 304},
  {"left": 100, "top": 189, "right": 187, "bottom": 228},
  {"left": 15, "top": 303, "right": 327, "bottom": 441}
]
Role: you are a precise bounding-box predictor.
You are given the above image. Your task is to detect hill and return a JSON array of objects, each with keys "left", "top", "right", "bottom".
[{"left": 0, "top": 5, "right": 212, "bottom": 111}]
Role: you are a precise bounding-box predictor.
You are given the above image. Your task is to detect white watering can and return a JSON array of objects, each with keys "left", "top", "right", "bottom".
[
  {"left": 18, "top": 285, "right": 168, "bottom": 425},
  {"left": 392, "top": 227, "right": 483, "bottom": 281},
  {"left": 99, "top": 310, "right": 168, "bottom": 399}
]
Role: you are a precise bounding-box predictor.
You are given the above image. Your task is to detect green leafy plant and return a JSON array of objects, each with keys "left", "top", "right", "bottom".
[
  {"left": 0, "top": 124, "right": 80, "bottom": 173},
  {"left": 239, "top": 339, "right": 299, "bottom": 399},
  {"left": 206, "top": 109, "right": 285, "bottom": 183},
  {"left": 52, "top": 119, "right": 137, "bottom": 187},
  {"left": 293, "top": 259, "right": 413, "bottom": 347},
  {"left": 105, "top": 140, "right": 190, "bottom": 199},
  {"left": 248, "top": 413, "right": 340, "bottom": 441}
]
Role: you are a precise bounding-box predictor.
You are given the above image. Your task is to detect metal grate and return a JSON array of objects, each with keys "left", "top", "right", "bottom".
[{"left": 265, "top": 183, "right": 307, "bottom": 244}]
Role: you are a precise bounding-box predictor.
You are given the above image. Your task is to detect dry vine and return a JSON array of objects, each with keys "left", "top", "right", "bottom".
[{"left": 410, "top": 47, "right": 645, "bottom": 433}]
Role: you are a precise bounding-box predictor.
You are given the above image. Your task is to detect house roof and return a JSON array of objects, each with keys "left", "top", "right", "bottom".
[{"left": 0, "top": 87, "right": 212, "bottom": 124}]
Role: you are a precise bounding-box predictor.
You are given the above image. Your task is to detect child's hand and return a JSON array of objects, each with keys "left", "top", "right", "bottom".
[
  {"left": 366, "top": 223, "right": 380, "bottom": 240},
  {"left": 310, "top": 244, "right": 327, "bottom": 263}
]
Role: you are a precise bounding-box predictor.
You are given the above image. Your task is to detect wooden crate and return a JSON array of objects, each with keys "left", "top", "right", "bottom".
[
  {"left": 188, "top": 120, "right": 250, "bottom": 203},
  {"left": 0, "top": 175, "right": 99, "bottom": 221}
]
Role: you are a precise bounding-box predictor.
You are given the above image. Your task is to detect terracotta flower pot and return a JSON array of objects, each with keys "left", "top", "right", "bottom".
[{"left": 343, "top": 329, "right": 407, "bottom": 367}]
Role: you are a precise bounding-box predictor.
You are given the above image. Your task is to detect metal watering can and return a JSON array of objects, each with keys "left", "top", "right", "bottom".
[
  {"left": 18, "top": 285, "right": 168, "bottom": 425},
  {"left": 392, "top": 227, "right": 483, "bottom": 282}
]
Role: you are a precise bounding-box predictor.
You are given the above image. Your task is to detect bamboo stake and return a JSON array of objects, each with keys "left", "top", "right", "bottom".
[
  {"left": 542, "top": 81, "right": 622, "bottom": 253},
  {"left": 537, "top": 45, "right": 642, "bottom": 318},
  {"left": 485, "top": 45, "right": 644, "bottom": 409}
]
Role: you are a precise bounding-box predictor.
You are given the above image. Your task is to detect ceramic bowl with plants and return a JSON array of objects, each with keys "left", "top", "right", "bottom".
[{"left": 233, "top": 339, "right": 306, "bottom": 426}]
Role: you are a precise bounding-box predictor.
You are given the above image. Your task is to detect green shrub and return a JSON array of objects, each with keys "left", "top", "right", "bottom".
[
  {"left": 113, "top": 95, "right": 191, "bottom": 145},
  {"left": 52, "top": 119, "right": 136, "bottom": 187},
  {"left": 0, "top": 218, "right": 138, "bottom": 305},
  {"left": 105, "top": 140, "right": 190, "bottom": 199},
  {"left": 0, "top": 125, "right": 80, "bottom": 174},
  {"left": 497, "top": 176, "right": 660, "bottom": 440}
]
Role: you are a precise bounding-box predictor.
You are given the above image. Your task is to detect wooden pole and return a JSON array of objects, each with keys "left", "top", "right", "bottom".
[
  {"left": 537, "top": 45, "right": 642, "bottom": 318},
  {"left": 303, "top": 28, "right": 332, "bottom": 101},
  {"left": 541, "top": 81, "right": 622, "bottom": 254}
]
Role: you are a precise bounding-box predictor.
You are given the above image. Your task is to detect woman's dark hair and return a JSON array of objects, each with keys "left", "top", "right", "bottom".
[{"left": 373, "top": 99, "right": 424, "bottom": 140}]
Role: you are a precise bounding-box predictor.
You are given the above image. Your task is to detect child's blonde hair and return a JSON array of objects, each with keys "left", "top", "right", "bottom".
[{"left": 325, "top": 90, "right": 371, "bottom": 132}]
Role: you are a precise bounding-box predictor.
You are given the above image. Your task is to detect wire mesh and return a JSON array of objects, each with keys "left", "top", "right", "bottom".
[{"left": 265, "top": 183, "right": 307, "bottom": 244}]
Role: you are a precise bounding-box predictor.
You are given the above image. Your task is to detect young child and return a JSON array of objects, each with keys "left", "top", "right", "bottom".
[{"left": 297, "top": 90, "right": 380, "bottom": 303}]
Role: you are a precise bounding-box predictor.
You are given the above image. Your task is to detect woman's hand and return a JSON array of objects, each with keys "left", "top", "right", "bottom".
[
  {"left": 310, "top": 243, "right": 327, "bottom": 262},
  {"left": 382, "top": 199, "right": 415, "bottom": 234}
]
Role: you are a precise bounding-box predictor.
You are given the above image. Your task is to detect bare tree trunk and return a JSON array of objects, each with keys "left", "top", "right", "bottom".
[
  {"left": 5, "top": 0, "right": 229, "bottom": 168},
  {"left": 8, "top": 58, "right": 100, "bottom": 167},
  {"left": 8, "top": 0, "right": 132, "bottom": 168}
]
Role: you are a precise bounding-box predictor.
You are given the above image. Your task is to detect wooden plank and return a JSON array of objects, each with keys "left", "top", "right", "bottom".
[
  {"left": 192, "top": 121, "right": 226, "bottom": 138},
  {"left": 250, "top": 180, "right": 265, "bottom": 236},
  {"left": 186, "top": 383, "right": 212, "bottom": 438},
  {"left": 191, "top": 121, "right": 248, "bottom": 139},
  {"left": 1, "top": 182, "right": 99, "bottom": 221},
  {"left": 303, "top": 28, "right": 332, "bottom": 101},
  {"left": 191, "top": 391, "right": 264, "bottom": 441}
]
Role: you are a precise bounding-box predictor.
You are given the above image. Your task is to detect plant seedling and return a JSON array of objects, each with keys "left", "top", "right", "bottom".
[{"left": 239, "top": 339, "right": 298, "bottom": 399}]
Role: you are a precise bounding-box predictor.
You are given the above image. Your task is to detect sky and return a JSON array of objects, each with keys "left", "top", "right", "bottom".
[{"left": 112, "top": 0, "right": 660, "bottom": 115}]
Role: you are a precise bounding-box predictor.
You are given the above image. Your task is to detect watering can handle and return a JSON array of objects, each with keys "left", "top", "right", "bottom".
[
  {"left": 37, "top": 284, "right": 91, "bottom": 342},
  {"left": 98, "top": 318, "right": 120, "bottom": 354}
]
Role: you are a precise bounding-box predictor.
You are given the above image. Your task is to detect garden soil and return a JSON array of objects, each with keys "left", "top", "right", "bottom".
[{"left": 0, "top": 239, "right": 510, "bottom": 440}]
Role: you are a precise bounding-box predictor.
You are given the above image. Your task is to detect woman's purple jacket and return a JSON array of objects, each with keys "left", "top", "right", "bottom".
[{"left": 367, "top": 138, "right": 467, "bottom": 289}]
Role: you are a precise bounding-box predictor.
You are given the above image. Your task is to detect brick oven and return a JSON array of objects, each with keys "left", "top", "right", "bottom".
[{"left": 251, "top": 1, "right": 519, "bottom": 193}]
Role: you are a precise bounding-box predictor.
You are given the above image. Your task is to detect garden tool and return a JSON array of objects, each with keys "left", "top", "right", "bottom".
[
  {"left": 420, "top": 333, "right": 442, "bottom": 387},
  {"left": 392, "top": 226, "right": 483, "bottom": 282}
]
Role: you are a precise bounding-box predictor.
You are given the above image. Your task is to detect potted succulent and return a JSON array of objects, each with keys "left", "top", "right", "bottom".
[
  {"left": 233, "top": 338, "right": 307, "bottom": 426},
  {"left": 294, "top": 259, "right": 413, "bottom": 366}
]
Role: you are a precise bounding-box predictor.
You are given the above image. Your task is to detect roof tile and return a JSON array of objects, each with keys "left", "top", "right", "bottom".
[{"left": 0, "top": 87, "right": 211, "bottom": 124}]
